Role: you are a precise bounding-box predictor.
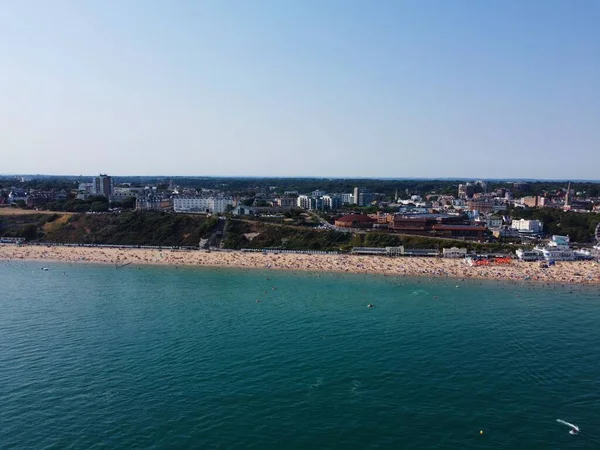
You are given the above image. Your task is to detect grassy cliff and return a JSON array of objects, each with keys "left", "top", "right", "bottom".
[{"left": 0, "top": 211, "right": 218, "bottom": 246}]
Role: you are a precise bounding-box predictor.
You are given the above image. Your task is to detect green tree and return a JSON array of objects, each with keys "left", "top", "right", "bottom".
[
  {"left": 90, "top": 202, "right": 109, "bottom": 212},
  {"left": 20, "top": 224, "right": 38, "bottom": 241}
]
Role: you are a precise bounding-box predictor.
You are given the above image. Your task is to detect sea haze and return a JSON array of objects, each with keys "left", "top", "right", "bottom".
[{"left": 1, "top": 261, "right": 599, "bottom": 449}]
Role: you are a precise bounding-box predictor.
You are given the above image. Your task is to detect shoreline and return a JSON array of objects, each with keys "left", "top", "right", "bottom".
[{"left": 1, "top": 244, "right": 599, "bottom": 285}]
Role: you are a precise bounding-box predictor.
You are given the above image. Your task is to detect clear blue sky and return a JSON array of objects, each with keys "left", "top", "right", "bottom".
[{"left": 1, "top": 0, "right": 598, "bottom": 179}]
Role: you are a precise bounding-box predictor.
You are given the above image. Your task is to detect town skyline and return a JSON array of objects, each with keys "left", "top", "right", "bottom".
[{"left": 2, "top": 172, "right": 599, "bottom": 251}]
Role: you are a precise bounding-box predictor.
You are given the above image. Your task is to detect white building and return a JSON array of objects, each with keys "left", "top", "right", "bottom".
[
  {"left": 322, "top": 195, "right": 341, "bottom": 210},
  {"left": 443, "top": 247, "right": 468, "bottom": 258},
  {"left": 341, "top": 193, "right": 354, "bottom": 204},
  {"left": 351, "top": 246, "right": 404, "bottom": 256},
  {"left": 533, "top": 235, "right": 576, "bottom": 261},
  {"left": 297, "top": 195, "right": 310, "bottom": 209},
  {"left": 511, "top": 219, "right": 543, "bottom": 233},
  {"left": 517, "top": 235, "right": 576, "bottom": 261},
  {"left": 515, "top": 249, "right": 542, "bottom": 261},
  {"left": 114, "top": 186, "right": 146, "bottom": 196},
  {"left": 173, "top": 196, "right": 233, "bottom": 214}
]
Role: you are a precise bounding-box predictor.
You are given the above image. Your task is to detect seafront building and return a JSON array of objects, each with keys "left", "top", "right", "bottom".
[
  {"left": 351, "top": 246, "right": 404, "bottom": 256},
  {"left": 442, "top": 247, "right": 468, "bottom": 258},
  {"left": 533, "top": 235, "right": 577, "bottom": 261},
  {"left": 350, "top": 246, "right": 439, "bottom": 257},
  {"left": 516, "top": 235, "right": 589, "bottom": 261}
]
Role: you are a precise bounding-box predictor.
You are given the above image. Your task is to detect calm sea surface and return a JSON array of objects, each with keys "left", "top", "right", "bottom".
[{"left": 1, "top": 261, "right": 600, "bottom": 449}]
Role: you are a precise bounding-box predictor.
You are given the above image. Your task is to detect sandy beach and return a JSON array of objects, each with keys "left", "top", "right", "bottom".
[{"left": 1, "top": 244, "right": 599, "bottom": 284}]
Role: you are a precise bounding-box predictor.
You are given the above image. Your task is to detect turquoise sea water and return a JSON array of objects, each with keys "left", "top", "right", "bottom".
[{"left": 1, "top": 261, "right": 600, "bottom": 449}]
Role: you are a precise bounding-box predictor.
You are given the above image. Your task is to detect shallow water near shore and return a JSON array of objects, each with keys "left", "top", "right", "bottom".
[{"left": 1, "top": 260, "right": 600, "bottom": 449}]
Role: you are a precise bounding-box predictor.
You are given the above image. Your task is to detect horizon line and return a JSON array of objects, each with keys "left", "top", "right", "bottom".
[{"left": 1, "top": 174, "right": 599, "bottom": 183}]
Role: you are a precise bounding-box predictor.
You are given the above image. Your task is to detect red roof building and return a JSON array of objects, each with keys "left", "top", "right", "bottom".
[{"left": 334, "top": 214, "right": 376, "bottom": 229}]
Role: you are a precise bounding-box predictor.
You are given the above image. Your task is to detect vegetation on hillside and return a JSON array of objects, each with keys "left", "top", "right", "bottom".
[
  {"left": 0, "top": 211, "right": 218, "bottom": 246},
  {"left": 222, "top": 220, "right": 351, "bottom": 251},
  {"left": 0, "top": 210, "right": 574, "bottom": 253},
  {"left": 221, "top": 220, "right": 521, "bottom": 253}
]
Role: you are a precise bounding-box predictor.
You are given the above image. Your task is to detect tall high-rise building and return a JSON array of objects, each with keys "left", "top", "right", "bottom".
[
  {"left": 565, "top": 182, "right": 571, "bottom": 207},
  {"left": 458, "top": 183, "right": 475, "bottom": 199},
  {"left": 93, "top": 174, "right": 114, "bottom": 197},
  {"left": 353, "top": 187, "right": 360, "bottom": 205},
  {"left": 563, "top": 182, "right": 572, "bottom": 210}
]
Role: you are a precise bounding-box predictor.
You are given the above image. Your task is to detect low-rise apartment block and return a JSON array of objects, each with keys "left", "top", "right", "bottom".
[{"left": 173, "top": 196, "right": 233, "bottom": 214}]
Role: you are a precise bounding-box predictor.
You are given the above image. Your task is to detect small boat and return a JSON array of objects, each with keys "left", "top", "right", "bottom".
[
  {"left": 557, "top": 419, "right": 579, "bottom": 435},
  {"left": 367, "top": 303, "right": 374, "bottom": 308}
]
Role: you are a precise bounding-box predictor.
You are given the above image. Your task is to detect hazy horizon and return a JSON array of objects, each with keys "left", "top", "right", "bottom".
[
  {"left": 1, "top": 1, "right": 599, "bottom": 178},
  {"left": 2, "top": 173, "right": 599, "bottom": 184}
]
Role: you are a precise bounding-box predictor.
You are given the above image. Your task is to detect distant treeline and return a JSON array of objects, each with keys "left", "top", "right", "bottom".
[{"left": 2, "top": 176, "right": 599, "bottom": 199}]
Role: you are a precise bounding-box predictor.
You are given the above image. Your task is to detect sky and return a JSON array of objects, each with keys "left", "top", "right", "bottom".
[{"left": 1, "top": 0, "right": 599, "bottom": 179}]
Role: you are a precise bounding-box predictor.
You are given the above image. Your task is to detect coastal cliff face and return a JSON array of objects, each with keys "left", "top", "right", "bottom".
[
  {"left": 1, "top": 211, "right": 520, "bottom": 253},
  {"left": 0, "top": 211, "right": 218, "bottom": 247}
]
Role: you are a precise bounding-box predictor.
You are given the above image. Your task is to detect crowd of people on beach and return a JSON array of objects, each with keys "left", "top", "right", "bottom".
[{"left": 0, "top": 244, "right": 598, "bottom": 284}]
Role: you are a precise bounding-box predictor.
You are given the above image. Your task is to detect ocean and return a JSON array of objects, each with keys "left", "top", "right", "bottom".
[{"left": 1, "top": 261, "right": 599, "bottom": 449}]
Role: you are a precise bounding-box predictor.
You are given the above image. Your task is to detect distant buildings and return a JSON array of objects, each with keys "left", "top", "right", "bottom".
[
  {"left": 93, "top": 174, "right": 114, "bottom": 197},
  {"left": 296, "top": 192, "right": 342, "bottom": 210},
  {"left": 389, "top": 213, "right": 486, "bottom": 240},
  {"left": 136, "top": 194, "right": 171, "bottom": 211},
  {"left": 26, "top": 191, "right": 67, "bottom": 207},
  {"left": 334, "top": 214, "right": 375, "bottom": 229},
  {"left": 458, "top": 183, "right": 475, "bottom": 199},
  {"left": 390, "top": 213, "right": 463, "bottom": 234},
  {"left": 521, "top": 196, "right": 547, "bottom": 208},
  {"left": 352, "top": 187, "right": 374, "bottom": 206},
  {"left": 511, "top": 219, "right": 543, "bottom": 234},
  {"left": 275, "top": 197, "right": 297, "bottom": 209},
  {"left": 231, "top": 205, "right": 256, "bottom": 216},
  {"left": 7, "top": 190, "right": 27, "bottom": 204},
  {"left": 77, "top": 174, "right": 114, "bottom": 200},
  {"left": 340, "top": 193, "right": 354, "bottom": 204},
  {"left": 297, "top": 195, "right": 310, "bottom": 209},
  {"left": 173, "top": 196, "right": 233, "bottom": 214},
  {"left": 466, "top": 198, "right": 506, "bottom": 214},
  {"left": 322, "top": 195, "right": 341, "bottom": 210},
  {"left": 516, "top": 235, "right": 586, "bottom": 261}
]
